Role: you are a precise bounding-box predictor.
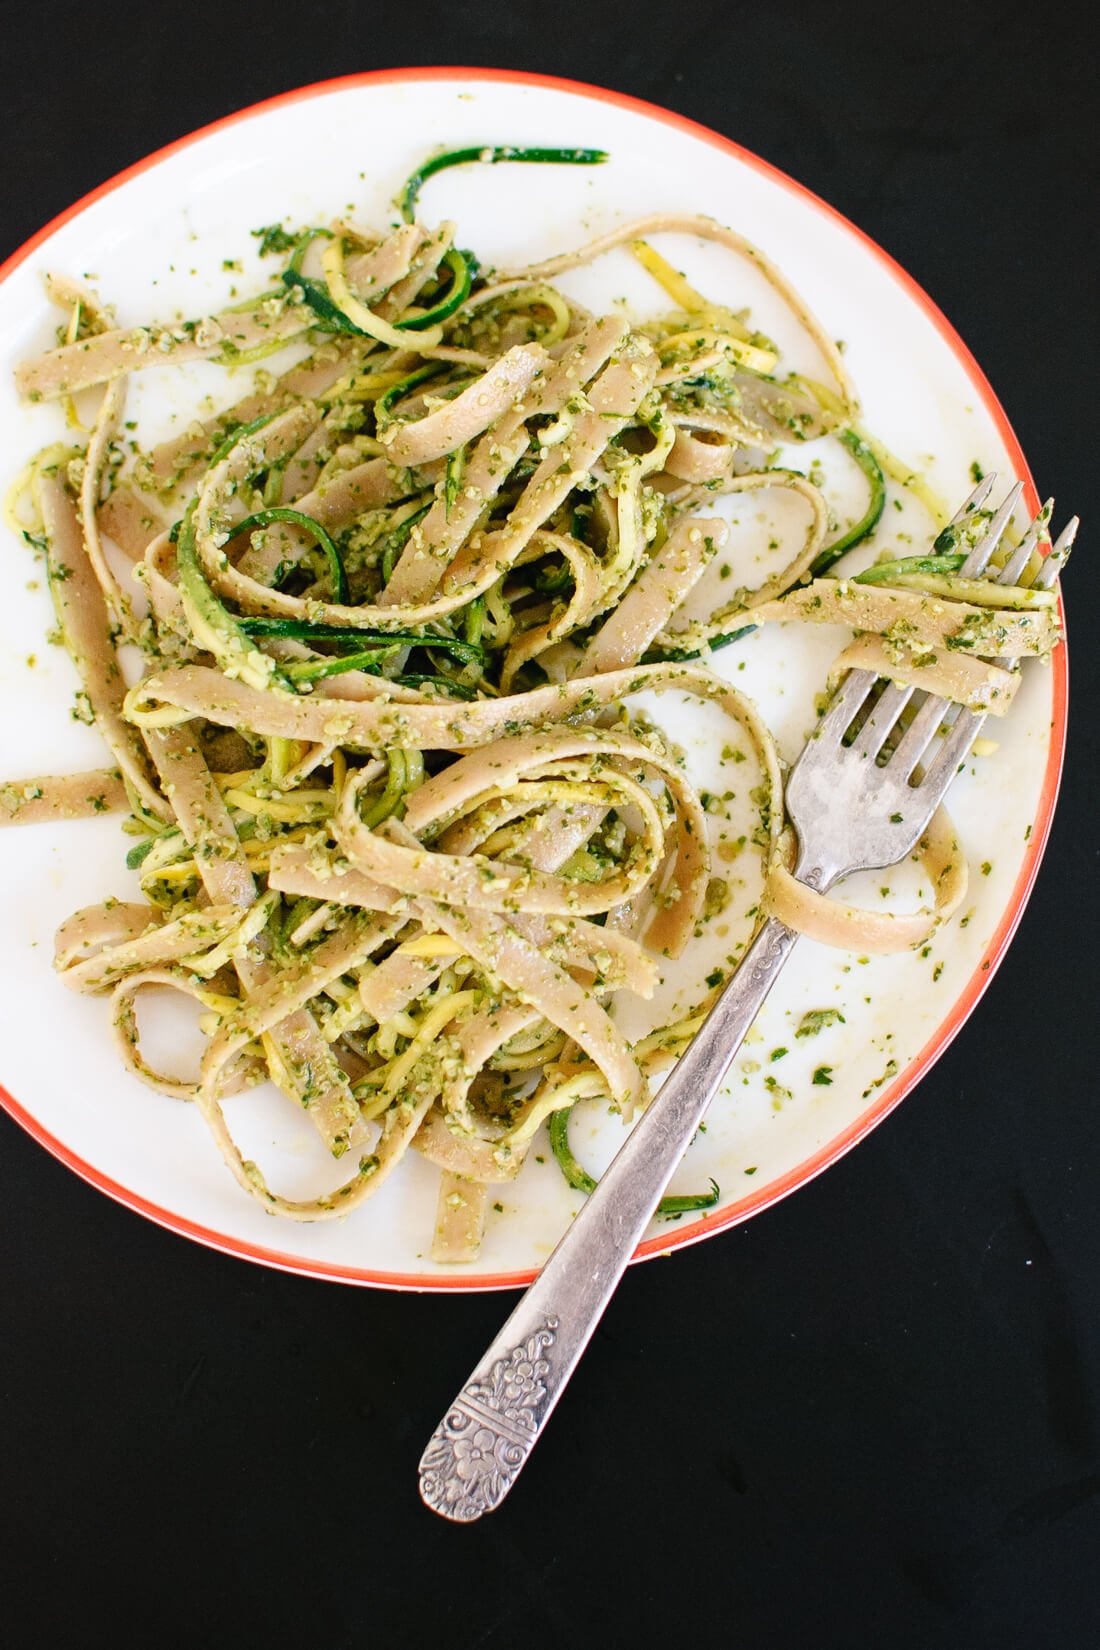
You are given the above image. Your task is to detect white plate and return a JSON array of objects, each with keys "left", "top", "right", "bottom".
[{"left": 0, "top": 69, "right": 1065, "bottom": 1291}]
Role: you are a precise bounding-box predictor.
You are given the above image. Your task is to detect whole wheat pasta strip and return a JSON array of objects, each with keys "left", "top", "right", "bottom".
[
  {"left": 17, "top": 294, "right": 312, "bottom": 401},
  {"left": 37, "top": 475, "right": 169, "bottom": 822},
  {"left": 751, "top": 578, "right": 1059, "bottom": 659},
  {"left": 580, "top": 515, "right": 723, "bottom": 674},
  {"left": 827, "top": 635, "right": 1022, "bottom": 715},
  {"left": 97, "top": 484, "right": 167, "bottom": 560},
  {"left": 382, "top": 344, "right": 547, "bottom": 465},
  {"left": 0, "top": 769, "right": 128, "bottom": 826}
]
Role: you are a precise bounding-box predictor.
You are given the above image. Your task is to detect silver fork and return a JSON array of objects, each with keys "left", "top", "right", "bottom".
[{"left": 418, "top": 480, "right": 1074, "bottom": 1523}]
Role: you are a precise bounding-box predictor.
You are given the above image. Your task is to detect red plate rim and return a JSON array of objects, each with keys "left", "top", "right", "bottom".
[{"left": 0, "top": 65, "right": 1068, "bottom": 1292}]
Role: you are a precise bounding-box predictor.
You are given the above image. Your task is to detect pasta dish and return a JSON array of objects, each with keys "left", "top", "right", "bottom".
[{"left": 0, "top": 145, "right": 1066, "bottom": 1261}]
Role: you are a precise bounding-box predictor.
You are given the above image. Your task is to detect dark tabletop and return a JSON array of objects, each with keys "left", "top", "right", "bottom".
[{"left": 1, "top": 3, "right": 1097, "bottom": 1646}]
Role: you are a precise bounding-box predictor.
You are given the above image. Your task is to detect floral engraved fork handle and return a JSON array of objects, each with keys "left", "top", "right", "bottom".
[{"left": 418, "top": 1320, "right": 559, "bottom": 1521}]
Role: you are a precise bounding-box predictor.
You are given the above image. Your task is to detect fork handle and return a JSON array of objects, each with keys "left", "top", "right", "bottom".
[{"left": 418, "top": 909, "right": 804, "bottom": 1522}]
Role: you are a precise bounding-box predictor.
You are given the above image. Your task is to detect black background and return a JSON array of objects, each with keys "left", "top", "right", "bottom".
[{"left": 1, "top": 4, "right": 1097, "bottom": 1646}]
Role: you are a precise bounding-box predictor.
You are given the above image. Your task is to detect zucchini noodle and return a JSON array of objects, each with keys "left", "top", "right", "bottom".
[{"left": 1, "top": 146, "right": 1064, "bottom": 1262}]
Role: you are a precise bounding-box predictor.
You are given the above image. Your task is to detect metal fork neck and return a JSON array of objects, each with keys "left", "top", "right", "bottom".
[{"left": 790, "top": 850, "right": 840, "bottom": 891}]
